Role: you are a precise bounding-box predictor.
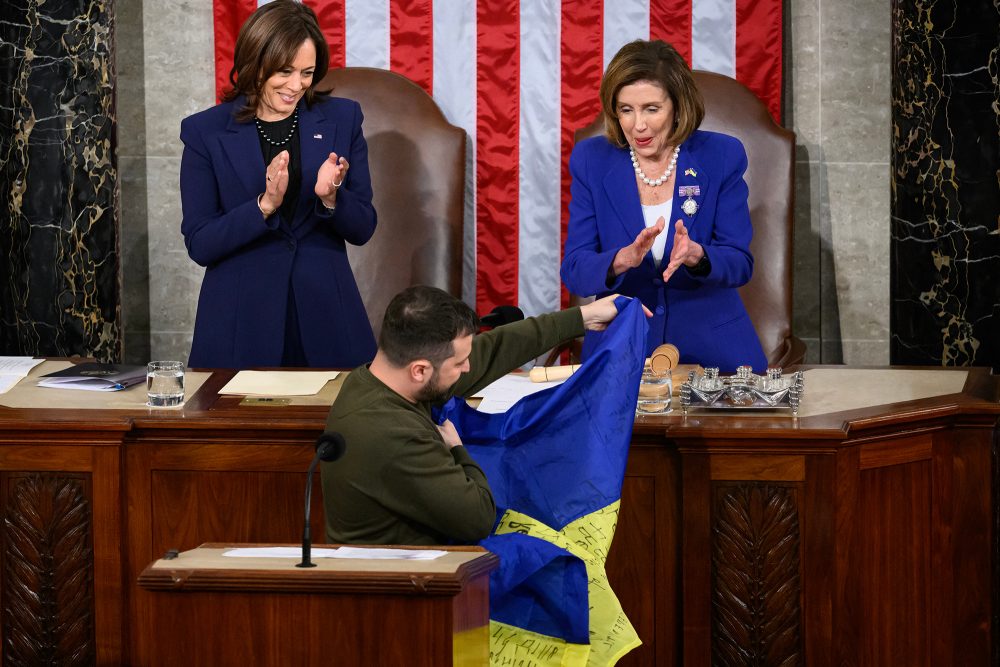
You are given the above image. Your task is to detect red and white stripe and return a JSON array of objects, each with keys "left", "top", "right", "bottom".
[{"left": 214, "top": 0, "right": 782, "bottom": 318}]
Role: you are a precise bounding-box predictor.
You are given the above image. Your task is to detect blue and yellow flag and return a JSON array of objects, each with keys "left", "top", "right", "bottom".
[{"left": 444, "top": 297, "right": 647, "bottom": 666}]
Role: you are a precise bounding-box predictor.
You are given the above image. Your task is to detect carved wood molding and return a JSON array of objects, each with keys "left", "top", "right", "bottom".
[
  {"left": 711, "top": 482, "right": 802, "bottom": 665},
  {"left": 2, "top": 473, "right": 95, "bottom": 665}
]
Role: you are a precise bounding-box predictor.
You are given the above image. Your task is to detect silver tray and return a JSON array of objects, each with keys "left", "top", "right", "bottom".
[{"left": 679, "top": 367, "right": 804, "bottom": 416}]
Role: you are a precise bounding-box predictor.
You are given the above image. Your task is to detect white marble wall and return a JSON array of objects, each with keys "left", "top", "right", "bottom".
[
  {"left": 788, "top": 0, "right": 891, "bottom": 364},
  {"left": 118, "top": 0, "right": 891, "bottom": 366},
  {"left": 119, "top": 0, "right": 215, "bottom": 363}
]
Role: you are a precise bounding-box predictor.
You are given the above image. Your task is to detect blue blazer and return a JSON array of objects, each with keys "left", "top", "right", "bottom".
[
  {"left": 180, "top": 96, "right": 377, "bottom": 369},
  {"left": 560, "top": 131, "right": 766, "bottom": 372}
]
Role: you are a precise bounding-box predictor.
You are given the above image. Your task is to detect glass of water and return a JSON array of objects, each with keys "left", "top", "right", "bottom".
[
  {"left": 146, "top": 361, "right": 185, "bottom": 407},
  {"left": 637, "top": 369, "right": 672, "bottom": 414}
]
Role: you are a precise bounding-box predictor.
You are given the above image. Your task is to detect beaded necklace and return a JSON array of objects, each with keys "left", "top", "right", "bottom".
[{"left": 254, "top": 108, "right": 299, "bottom": 147}]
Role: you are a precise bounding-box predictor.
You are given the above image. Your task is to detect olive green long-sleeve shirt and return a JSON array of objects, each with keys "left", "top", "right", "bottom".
[{"left": 321, "top": 308, "right": 584, "bottom": 546}]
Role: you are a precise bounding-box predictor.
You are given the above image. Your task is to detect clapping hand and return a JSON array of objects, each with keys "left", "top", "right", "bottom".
[
  {"left": 260, "top": 150, "right": 290, "bottom": 213},
  {"left": 315, "top": 152, "right": 349, "bottom": 208},
  {"left": 612, "top": 217, "right": 665, "bottom": 277},
  {"left": 662, "top": 219, "right": 704, "bottom": 282}
]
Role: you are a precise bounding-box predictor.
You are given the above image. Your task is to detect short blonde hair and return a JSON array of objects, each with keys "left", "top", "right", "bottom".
[{"left": 599, "top": 40, "right": 704, "bottom": 148}]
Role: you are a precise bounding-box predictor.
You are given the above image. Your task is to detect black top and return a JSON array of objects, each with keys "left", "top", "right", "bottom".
[
  {"left": 255, "top": 111, "right": 306, "bottom": 365},
  {"left": 255, "top": 112, "right": 302, "bottom": 224}
]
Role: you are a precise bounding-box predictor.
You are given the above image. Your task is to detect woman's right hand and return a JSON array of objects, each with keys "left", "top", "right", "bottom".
[
  {"left": 612, "top": 216, "right": 665, "bottom": 276},
  {"left": 260, "top": 150, "right": 290, "bottom": 213}
]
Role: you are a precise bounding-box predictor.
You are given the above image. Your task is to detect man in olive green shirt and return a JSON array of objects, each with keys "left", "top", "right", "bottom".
[{"left": 321, "top": 285, "right": 625, "bottom": 545}]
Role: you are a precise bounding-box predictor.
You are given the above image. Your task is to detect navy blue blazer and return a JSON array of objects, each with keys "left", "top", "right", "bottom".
[
  {"left": 180, "top": 96, "right": 377, "bottom": 369},
  {"left": 560, "top": 131, "right": 766, "bottom": 372}
]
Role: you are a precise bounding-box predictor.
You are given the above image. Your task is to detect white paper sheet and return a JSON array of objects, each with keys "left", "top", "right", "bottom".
[
  {"left": 222, "top": 546, "right": 447, "bottom": 560},
  {"left": 0, "top": 357, "right": 44, "bottom": 395},
  {"left": 218, "top": 370, "right": 340, "bottom": 396},
  {"left": 471, "top": 373, "right": 565, "bottom": 413}
]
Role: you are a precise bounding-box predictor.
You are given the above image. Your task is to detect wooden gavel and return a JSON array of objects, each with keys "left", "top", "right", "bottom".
[{"left": 528, "top": 343, "right": 680, "bottom": 382}]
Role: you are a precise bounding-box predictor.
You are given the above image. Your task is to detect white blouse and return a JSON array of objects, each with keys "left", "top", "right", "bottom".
[{"left": 641, "top": 199, "right": 673, "bottom": 265}]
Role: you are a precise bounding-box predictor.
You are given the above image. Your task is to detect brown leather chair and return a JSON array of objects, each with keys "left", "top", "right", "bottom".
[
  {"left": 572, "top": 70, "right": 805, "bottom": 367},
  {"left": 317, "top": 67, "right": 465, "bottom": 339}
]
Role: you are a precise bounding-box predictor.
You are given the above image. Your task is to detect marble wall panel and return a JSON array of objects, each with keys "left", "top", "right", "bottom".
[
  {"left": 827, "top": 163, "right": 891, "bottom": 365},
  {"left": 819, "top": 0, "right": 892, "bottom": 364},
  {"left": 890, "top": 0, "right": 1000, "bottom": 368},
  {"left": 820, "top": 0, "right": 892, "bottom": 164},
  {"left": 784, "top": 0, "right": 891, "bottom": 364},
  {"left": 146, "top": 155, "right": 201, "bottom": 360},
  {"left": 787, "top": 0, "right": 820, "bottom": 151},
  {"left": 140, "top": 0, "right": 214, "bottom": 361},
  {"left": 116, "top": 0, "right": 149, "bottom": 364},
  {"left": 150, "top": 331, "right": 195, "bottom": 366},
  {"left": 0, "top": 0, "right": 121, "bottom": 360},
  {"left": 119, "top": 155, "right": 150, "bottom": 363},
  {"left": 143, "top": 0, "right": 216, "bottom": 158},
  {"left": 792, "top": 160, "right": 822, "bottom": 363}
]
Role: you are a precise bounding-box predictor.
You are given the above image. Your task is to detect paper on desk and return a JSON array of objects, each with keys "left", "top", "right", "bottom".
[
  {"left": 472, "top": 373, "right": 565, "bottom": 413},
  {"left": 0, "top": 357, "right": 44, "bottom": 394},
  {"left": 219, "top": 370, "right": 340, "bottom": 396},
  {"left": 222, "top": 546, "right": 447, "bottom": 560}
]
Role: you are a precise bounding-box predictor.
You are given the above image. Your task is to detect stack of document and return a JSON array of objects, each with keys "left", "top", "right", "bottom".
[
  {"left": 37, "top": 363, "right": 147, "bottom": 392},
  {"left": 0, "top": 357, "right": 44, "bottom": 394}
]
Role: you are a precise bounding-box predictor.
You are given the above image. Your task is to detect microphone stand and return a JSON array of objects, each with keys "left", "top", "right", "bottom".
[{"left": 297, "top": 433, "right": 345, "bottom": 568}]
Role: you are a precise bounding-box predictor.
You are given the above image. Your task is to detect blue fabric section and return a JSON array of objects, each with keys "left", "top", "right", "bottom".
[
  {"left": 480, "top": 533, "right": 590, "bottom": 644},
  {"left": 445, "top": 297, "right": 647, "bottom": 529},
  {"left": 433, "top": 299, "right": 647, "bottom": 644}
]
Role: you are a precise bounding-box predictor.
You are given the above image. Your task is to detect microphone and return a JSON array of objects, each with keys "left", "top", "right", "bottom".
[
  {"left": 296, "top": 432, "right": 346, "bottom": 568},
  {"left": 480, "top": 305, "right": 524, "bottom": 328}
]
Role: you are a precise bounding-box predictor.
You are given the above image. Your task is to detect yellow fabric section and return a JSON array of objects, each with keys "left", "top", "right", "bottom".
[
  {"left": 489, "top": 501, "right": 642, "bottom": 666},
  {"left": 489, "top": 621, "right": 591, "bottom": 666}
]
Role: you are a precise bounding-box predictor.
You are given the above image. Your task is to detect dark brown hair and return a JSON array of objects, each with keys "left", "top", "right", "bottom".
[
  {"left": 599, "top": 40, "right": 704, "bottom": 148},
  {"left": 378, "top": 286, "right": 479, "bottom": 368},
  {"left": 223, "top": 0, "right": 330, "bottom": 121}
]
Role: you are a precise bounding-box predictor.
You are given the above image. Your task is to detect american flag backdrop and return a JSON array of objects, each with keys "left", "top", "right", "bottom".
[{"left": 212, "top": 0, "right": 782, "bottom": 318}]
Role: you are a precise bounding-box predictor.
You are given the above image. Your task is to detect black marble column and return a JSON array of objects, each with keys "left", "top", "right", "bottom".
[
  {"left": 0, "top": 0, "right": 121, "bottom": 361},
  {"left": 890, "top": 0, "right": 1000, "bottom": 368}
]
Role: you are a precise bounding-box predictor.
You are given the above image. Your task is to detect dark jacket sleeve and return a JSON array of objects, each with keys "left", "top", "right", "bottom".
[
  {"left": 310, "top": 101, "right": 377, "bottom": 246},
  {"left": 179, "top": 114, "right": 279, "bottom": 268},
  {"left": 450, "top": 308, "right": 585, "bottom": 398}
]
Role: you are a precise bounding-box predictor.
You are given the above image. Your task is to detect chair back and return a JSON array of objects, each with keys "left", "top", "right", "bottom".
[
  {"left": 574, "top": 71, "right": 798, "bottom": 366},
  {"left": 318, "top": 68, "right": 465, "bottom": 339}
]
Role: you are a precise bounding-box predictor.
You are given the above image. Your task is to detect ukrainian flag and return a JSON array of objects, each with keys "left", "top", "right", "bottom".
[{"left": 443, "top": 297, "right": 647, "bottom": 666}]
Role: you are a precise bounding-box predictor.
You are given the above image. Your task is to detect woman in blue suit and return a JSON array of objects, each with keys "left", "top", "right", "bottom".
[
  {"left": 561, "top": 40, "right": 766, "bottom": 373},
  {"left": 180, "top": 0, "right": 376, "bottom": 369}
]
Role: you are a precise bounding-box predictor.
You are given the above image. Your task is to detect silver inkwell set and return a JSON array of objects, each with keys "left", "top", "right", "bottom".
[{"left": 679, "top": 366, "right": 805, "bottom": 416}]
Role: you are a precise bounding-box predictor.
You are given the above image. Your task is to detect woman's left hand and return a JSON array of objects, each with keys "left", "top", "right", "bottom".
[
  {"left": 315, "top": 152, "right": 349, "bottom": 208},
  {"left": 662, "top": 219, "right": 704, "bottom": 282}
]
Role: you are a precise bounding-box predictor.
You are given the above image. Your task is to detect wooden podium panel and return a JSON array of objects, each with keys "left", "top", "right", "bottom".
[
  {"left": 0, "top": 365, "right": 997, "bottom": 665},
  {"left": 136, "top": 545, "right": 496, "bottom": 666}
]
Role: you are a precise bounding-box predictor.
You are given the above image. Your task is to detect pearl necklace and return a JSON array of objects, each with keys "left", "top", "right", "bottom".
[
  {"left": 254, "top": 108, "right": 299, "bottom": 147},
  {"left": 630, "top": 145, "right": 680, "bottom": 187}
]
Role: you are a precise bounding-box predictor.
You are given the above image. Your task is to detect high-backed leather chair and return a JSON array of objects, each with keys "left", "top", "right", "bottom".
[
  {"left": 318, "top": 68, "right": 465, "bottom": 339},
  {"left": 573, "top": 70, "right": 805, "bottom": 367}
]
